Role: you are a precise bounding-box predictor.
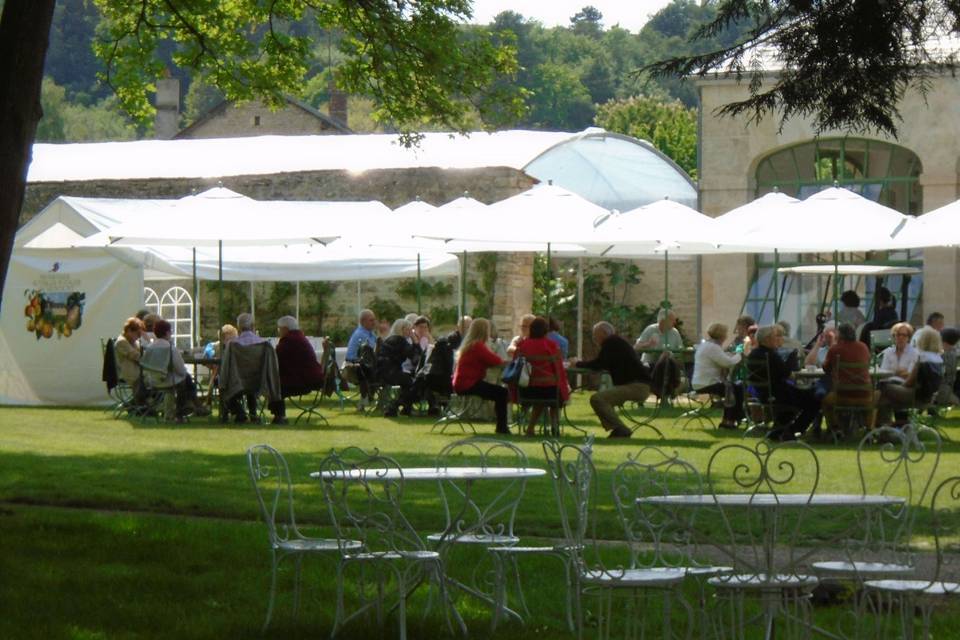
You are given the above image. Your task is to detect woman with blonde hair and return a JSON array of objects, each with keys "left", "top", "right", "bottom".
[
  {"left": 377, "top": 318, "right": 422, "bottom": 417},
  {"left": 879, "top": 322, "right": 918, "bottom": 378},
  {"left": 691, "top": 322, "right": 744, "bottom": 429},
  {"left": 878, "top": 327, "right": 943, "bottom": 425},
  {"left": 453, "top": 318, "right": 509, "bottom": 434}
]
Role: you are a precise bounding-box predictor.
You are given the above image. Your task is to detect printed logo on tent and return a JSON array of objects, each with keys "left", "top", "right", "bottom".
[{"left": 24, "top": 280, "right": 85, "bottom": 340}]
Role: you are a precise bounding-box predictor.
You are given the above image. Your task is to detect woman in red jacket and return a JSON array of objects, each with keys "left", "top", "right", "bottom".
[
  {"left": 452, "top": 318, "right": 509, "bottom": 434},
  {"left": 515, "top": 316, "right": 570, "bottom": 436}
]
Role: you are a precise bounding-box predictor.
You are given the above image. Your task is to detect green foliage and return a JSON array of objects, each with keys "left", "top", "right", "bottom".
[
  {"left": 91, "top": 0, "right": 525, "bottom": 140},
  {"left": 465, "top": 253, "right": 498, "bottom": 319},
  {"left": 395, "top": 279, "right": 454, "bottom": 302},
  {"left": 182, "top": 78, "right": 224, "bottom": 125},
  {"left": 367, "top": 297, "right": 406, "bottom": 325},
  {"left": 201, "top": 280, "right": 248, "bottom": 338},
  {"left": 36, "top": 77, "right": 137, "bottom": 143},
  {"left": 428, "top": 305, "right": 458, "bottom": 327},
  {"left": 594, "top": 96, "right": 698, "bottom": 178},
  {"left": 299, "top": 281, "right": 338, "bottom": 336}
]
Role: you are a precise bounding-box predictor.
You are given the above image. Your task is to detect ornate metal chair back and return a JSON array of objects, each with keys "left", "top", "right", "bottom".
[
  {"left": 929, "top": 475, "right": 960, "bottom": 592},
  {"left": 247, "top": 444, "right": 302, "bottom": 547},
  {"left": 542, "top": 437, "right": 596, "bottom": 559}
]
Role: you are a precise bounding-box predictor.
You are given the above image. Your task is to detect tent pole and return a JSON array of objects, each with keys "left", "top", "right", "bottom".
[
  {"left": 356, "top": 280, "right": 361, "bottom": 317},
  {"left": 295, "top": 281, "right": 300, "bottom": 325},
  {"left": 833, "top": 251, "right": 840, "bottom": 324},
  {"left": 663, "top": 250, "right": 669, "bottom": 308},
  {"left": 217, "top": 240, "right": 223, "bottom": 328},
  {"left": 773, "top": 249, "right": 780, "bottom": 322},
  {"left": 250, "top": 281, "right": 255, "bottom": 322},
  {"left": 577, "top": 256, "right": 584, "bottom": 360},
  {"left": 416, "top": 253, "right": 422, "bottom": 314},
  {"left": 192, "top": 247, "right": 198, "bottom": 347},
  {"left": 546, "top": 243, "right": 552, "bottom": 317}
]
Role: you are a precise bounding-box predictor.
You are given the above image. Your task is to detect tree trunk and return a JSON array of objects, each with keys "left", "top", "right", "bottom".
[{"left": 0, "top": 0, "right": 56, "bottom": 313}]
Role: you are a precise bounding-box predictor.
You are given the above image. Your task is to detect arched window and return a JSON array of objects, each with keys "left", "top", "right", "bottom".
[
  {"left": 143, "top": 287, "right": 160, "bottom": 314},
  {"left": 755, "top": 138, "right": 922, "bottom": 214},
  {"left": 159, "top": 286, "right": 194, "bottom": 349},
  {"left": 744, "top": 139, "right": 924, "bottom": 330}
]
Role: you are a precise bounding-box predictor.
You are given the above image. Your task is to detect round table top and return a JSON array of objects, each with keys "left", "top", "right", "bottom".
[
  {"left": 311, "top": 466, "right": 547, "bottom": 481},
  {"left": 794, "top": 367, "right": 893, "bottom": 379},
  {"left": 638, "top": 493, "right": 904, "bottom": 508}
]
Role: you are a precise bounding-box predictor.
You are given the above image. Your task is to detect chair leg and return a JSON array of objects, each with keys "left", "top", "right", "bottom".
[{"left": 263, "top": 550, "right": 279, "bottom": 633}]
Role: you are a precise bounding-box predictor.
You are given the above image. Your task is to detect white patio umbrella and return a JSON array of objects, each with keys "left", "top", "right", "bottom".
[
  {"left": 893, "top": 198, "right": 960, "bottom": 248},
  {"left": 581, "top": 198, "right": 728, "bottom": 309},
  {"left": 714, "top": 186, "right": 918, "bottom": 322}
]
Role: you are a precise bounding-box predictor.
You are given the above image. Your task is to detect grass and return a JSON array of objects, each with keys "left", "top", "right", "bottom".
[{"left": 2, "top": 393, "right": 960, "bottom": 638}]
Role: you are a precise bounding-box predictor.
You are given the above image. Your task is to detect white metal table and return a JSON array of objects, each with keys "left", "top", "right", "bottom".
[{"left": 639, "top": 493, "right": 905, "bottom": 639}]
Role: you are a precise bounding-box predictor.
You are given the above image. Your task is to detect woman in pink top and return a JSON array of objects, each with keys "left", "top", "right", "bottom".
[{"left": 452, "top": 318, "right": 508, "bottom": 434}]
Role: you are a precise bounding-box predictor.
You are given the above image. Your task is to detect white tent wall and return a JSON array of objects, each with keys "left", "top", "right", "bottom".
[{"left": 0, "top": 248, "right": 143, "bottom": 405}]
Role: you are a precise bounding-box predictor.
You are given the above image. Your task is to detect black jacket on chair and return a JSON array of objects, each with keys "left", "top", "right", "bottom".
[{"left": 376, "top": 335, "right": 421, "bottom": 380}]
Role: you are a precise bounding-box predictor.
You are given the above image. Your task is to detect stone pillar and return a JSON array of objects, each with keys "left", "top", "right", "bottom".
[
  {"left": 918, "top": 170, "right": 960, "bottom": 325},
  {"left": 491, "top": 252, "right": 534, "bottom": 339},
  {"left": 328, "top": 75, "right": 348, "bottom": 128},
  {"left": 154, "top": 77, "right": 180, "bottom": 140}
]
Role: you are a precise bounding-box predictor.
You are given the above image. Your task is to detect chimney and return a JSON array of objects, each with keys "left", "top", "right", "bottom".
[
  {"left": 328, "top": 74, "right": 348, "bottom": 128},
  {"left": 155, "top": 73, "right": 181, "bottom": 140}
]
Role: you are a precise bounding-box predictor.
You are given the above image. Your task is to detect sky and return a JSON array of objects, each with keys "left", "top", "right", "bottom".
[{"left": 468, "top": 0, "right": 676, "bottom": 32}]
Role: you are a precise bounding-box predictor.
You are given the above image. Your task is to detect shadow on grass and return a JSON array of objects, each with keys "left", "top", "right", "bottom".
[{"left": 125, "top": 417, "right": 365, "bottom": 433}]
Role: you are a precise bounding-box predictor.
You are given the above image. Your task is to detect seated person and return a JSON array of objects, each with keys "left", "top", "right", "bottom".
[
  {"left": 507, "top": 314, "right": 536, "bottom": 358},
  {"left": 452, "top": 318, "right": 508, "bottom": 434},
  {"left": 804, "top": 328, "right": 837, "bottom": 368},
  {"left": 377, "top": 319, "right": 423, "bottom": 417},
  {"left": 115, "top": 317, "right": 143, "bottom": 388},
  {"left": 204, "top": 324, "right": 237, "bottom": 405},
  {"left": 142, "top": 319, "right": 208, "bottom": 422},
  {"left": 514, "top": 317, "right": 571, "bottom": 436},
  {"left": 820, "top": 323, "right": 878, "bottom": 431},
  {"left": 141, "top": 312, "right": 159, "bottom": 345},
  {"left": 728, "top": 315, "right": 756, "bottom": 353},
  {"left": 413, "top": 315, "right": 433, "bottom": 352},
  {"left": 746, "top": 325, "right": 819, "bottom": 440},
  {"left": 937, "top": 328, "right": 960, "bottom": 406},
  {"left": 635, "top": 308, "right": 683, "bottom": 365},
  {"left": 837, "top": 290, "right": 866, "bottom": 329},
  {"left": 878, "top": 328, "right": 944, "bottom": 425},
  {"left": 225, "top": 313, "right": 286, "bottom": 424},
  {"left": 546, "top": 317, "right": 570, "bottom": 360},
  {"left": 275, "top": 315, "right": 324, "bottom": 397},
  {"left": 691, "top": 322, "right": 743, "bottom": 429},
  {"left": 776, "top": 321, "right": 805, "bottom": 353},
  {"left": 343, "top": 308, "right": 379, "bottom": 405},
  {"left": 860, "top": 287, "right": 899, "bottom": 348},
  {"left": 879, "top": 322, "right": 918, "bottom": 378},
  {"left": 912, "top": 312, "right": 945, "bottom": 347},
  {"left": 572, "top": 321, "right": 652, "bottom": 439},
  {"left": 446, "top": 315, "right": 472, "bottom": 351}
]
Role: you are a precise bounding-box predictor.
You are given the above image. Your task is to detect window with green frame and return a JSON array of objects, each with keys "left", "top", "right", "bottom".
[{"left": 743, "top": 139, "right": 924, "bottom": 334}]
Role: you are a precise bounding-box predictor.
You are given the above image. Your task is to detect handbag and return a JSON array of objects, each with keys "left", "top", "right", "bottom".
[
  {"left": 518, "top": 358, "right": 532, "bottom": 388},
  {"left": 503, "top": 355, "right": 527, "bottom": 385}
]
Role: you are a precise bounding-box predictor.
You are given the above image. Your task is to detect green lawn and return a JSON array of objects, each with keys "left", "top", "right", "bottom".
[{"left": 2, "top": 394, "right": 959, "bottom": 639}]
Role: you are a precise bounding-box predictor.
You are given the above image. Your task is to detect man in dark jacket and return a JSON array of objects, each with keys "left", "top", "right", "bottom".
[
  {"left": 275, "top": 316, "right": 324, "bottom": 397},
  {"left": 572, "top": 321, "right": 651, "bottom": 438}
]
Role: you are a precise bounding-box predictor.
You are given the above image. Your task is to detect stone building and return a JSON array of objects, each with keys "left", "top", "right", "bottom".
[
  {"left": 175, "top": 97, "right": 351, "bottom": 139},
  {"left": 697, "top": 70, "right": 960, "bottom": 335},
  {"left": 24, "top": 129, "right": 697, "bottom": 347}
]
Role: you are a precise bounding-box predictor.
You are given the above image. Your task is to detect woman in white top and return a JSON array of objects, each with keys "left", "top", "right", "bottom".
[
  {"left": 692, "top": 322, "right": 743, "bottom": 429},
  {"left": 879, "top": 322, "right": 919, "bottom": 378}
]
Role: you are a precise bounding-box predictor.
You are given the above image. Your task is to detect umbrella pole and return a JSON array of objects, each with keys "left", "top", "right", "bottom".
[
  {"left": 773, "top": 249, "right": 780, "bottom": 322},
  {"left": 833, "top": 251, "right": 840, "bottom": 324},
  {"left": 577, "top": 257, "right": 584, "bottom": 360},
  {"left": 356, "top": 281, "right": 361, "bottom": 318},
  {"left": 295, "top": 281, "right": 300, "bottom": 325},
  {"left": 217, "top": 240, "right": 223, "bottom": 329},
  {"left": 250, "top": 281, "right": 255, "bottom": 322},
  {"left": 460, "top": 251, "right": 467, "bottom": 318},
  {"left": 663, "top": 250, "right": 670, "bottom": 308},
  {"left": 416, "top": 253, "right": 422, "bottom": 314},
  {"left": 192, "top": 247, "right": 198, "bottom": 347}
]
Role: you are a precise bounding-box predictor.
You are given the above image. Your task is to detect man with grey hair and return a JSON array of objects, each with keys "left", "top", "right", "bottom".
[
  {"left": 276, "top": 315, "right": 324, "bottom": 398},
  {"left": 234, "top": 312, "right": 266, "bottom": 346},
  {"left": 635, "top": 308, "right": 683, "bottom": 365},
  {"left": 345, "top": 309, "right": 377, "bottom": 362},
  {"left": 446, "top": 315, "right": 472, "bottom": 350},
  {"left": 344, "top": 309, "right": 378, "bottom": 408},
  {"left": 571, "top": 321, "right": 652, "bottom": 438},
  {"left": 746, "top": 324, "right": 819, "bottom": 440}
]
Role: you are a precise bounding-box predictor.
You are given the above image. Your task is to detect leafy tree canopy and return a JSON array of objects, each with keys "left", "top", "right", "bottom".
[
  {"left": 644, "top": 0, "right": 960, "bottom": 137},
  {"left": 594, "top": 96, "right": 697, "bottom": 178},
  {"left": 91, "top": 0, "right": 525, "bottom": 142}
]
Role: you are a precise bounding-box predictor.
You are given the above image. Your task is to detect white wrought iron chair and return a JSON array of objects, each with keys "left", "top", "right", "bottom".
[
  {"left": 424, "top": 436, "right": 554, "bottom": 631},
  {"left": 615, "top": 446, "right": 731, "bottom": 640},
  {"left": 317, "top": 447, "right": 464, "bottom": 640},
  {"left": 861, "top": 474, "right": 960, "bottom": 640},
  {"left": 246, "top": 444, "right": 359, "bottom": 632},
  {"left": 705, "top": 441, "right": 821, "bottom": 640},
  {"left": 544, "top": 437, "right": 692, "bottom": 640},
  {"left": 811, "top": 425, "right": 941, "bottom": 593}
]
